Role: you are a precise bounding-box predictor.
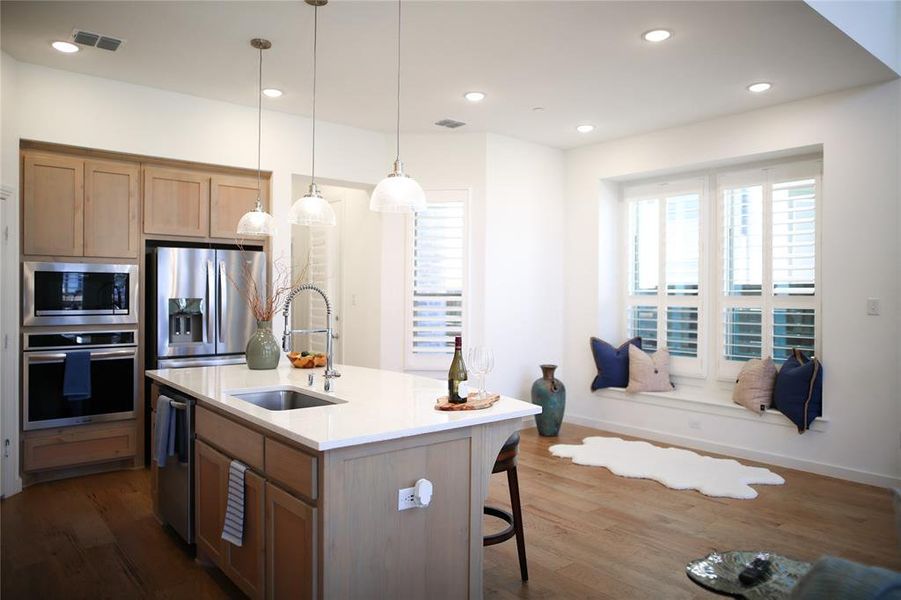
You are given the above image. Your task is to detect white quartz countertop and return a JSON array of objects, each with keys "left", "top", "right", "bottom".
[{"left": 145, "top": 362, "right": 540, "bottom": 451}]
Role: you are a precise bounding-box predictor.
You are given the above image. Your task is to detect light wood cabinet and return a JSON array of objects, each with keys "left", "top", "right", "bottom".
[
  {"left": 266, "top": 481, "right": 316, "bottom": 600},
  {"left": 195, "top": 439, "right": 229, "bottom": 566},
  {"left": 210, "top": 175, "right": 268, "bottom": 240},
  {"left": 143, "top": 167, "right": 210, "bottom": 237},
  {"left": 195, "top": 439, "right": 266, "bottom": 599},
  {"left": 227, "top": 469, "right": 266, "bottom": 599},
  {"left": 23, "top": 152, "right": 140, "bottom": 259},
  {"left": 22, "top": 421, "right": 136, "bottom": 472},
  {"left": 84, "top": 160, "right": 140, "bottom": 258},
  {"left": 22, "top": 153, "right": 84, "bottom": 257}
]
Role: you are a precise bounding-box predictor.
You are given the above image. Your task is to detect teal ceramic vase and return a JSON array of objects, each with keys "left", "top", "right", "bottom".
[
  {"left": 531, "top": 364, "right": 566, "bottom": 436},
  {"left": 246, "top": 320, "right": 280, "bottom": 370}
]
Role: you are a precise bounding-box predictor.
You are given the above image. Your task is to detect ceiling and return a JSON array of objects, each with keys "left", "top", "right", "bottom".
[{"left": 1, "top": 1, "right": 896, "bottom": 149}]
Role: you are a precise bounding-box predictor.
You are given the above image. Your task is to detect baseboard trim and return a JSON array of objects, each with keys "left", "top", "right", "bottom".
[{"left": 563, "top": 413, "right": 901, "bottom": 489}]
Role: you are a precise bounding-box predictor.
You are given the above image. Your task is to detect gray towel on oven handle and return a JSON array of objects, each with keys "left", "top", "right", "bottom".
[{"left": 221, "top": 460, "right": 248, "bottom": 547}]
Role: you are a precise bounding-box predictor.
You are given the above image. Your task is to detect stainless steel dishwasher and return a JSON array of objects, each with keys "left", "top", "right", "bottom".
[{"left": 156, "top": 388, "right": 195, "bottom": 544}]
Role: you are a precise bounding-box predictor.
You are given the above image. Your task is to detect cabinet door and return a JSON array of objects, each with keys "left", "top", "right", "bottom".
[
  {"left": 195, "top": 439, "right": 229, "bottom": 567},
  {"left": 84, "top": 160, "right": 140, "bottom": 258},
  {"left": 23, "top": 153, "right": 84, "bottom": 257},
  {"left": 226, "top": 469, "right": 266, "bottom": 599},
  {"left": 266, "top": 481, "right": 316, "bottom": 600},
  {"left": 143, "top": 167, "right": 210, "bottom": 237},
  {"left": 210, "top": 175, "right": 268, "bottom": 240}
]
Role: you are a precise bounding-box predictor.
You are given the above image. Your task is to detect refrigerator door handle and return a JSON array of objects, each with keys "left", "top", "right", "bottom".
[
  {"left": 218, "top": 260, "right": 227, "bottom": 352},
  {"left": 205, "top": 259, "right": 214, "bottom": 345}
]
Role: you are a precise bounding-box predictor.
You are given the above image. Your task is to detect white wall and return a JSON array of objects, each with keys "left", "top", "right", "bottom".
[
  {"left": 8, "top": 56, "right": 388, "bottom": 266},
  {"left": 484, "top": 133, "right": 565, "bottom": 399},
  {"left": 563, "top": 80, "right": 901, "bottom": 486},
  {"left": 1, "top": 52, "right": 21, "bottom": 496},
  {"left": 378, "top": 132, "right": 488, "bottom": 375},
  {"left": 807, "top": 1, "right": 901, "bottom": 75},
  {"left": 376, "top": 132, "right": 566, "bottom": 403}
]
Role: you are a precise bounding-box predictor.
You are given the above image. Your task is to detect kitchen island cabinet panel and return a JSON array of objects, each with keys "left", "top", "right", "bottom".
[
  {"left": 194, "top": 439, "right": 229, "bottom": 568},
  {"left": 266, "top": 481, "right": 316, "bottom": 600}
]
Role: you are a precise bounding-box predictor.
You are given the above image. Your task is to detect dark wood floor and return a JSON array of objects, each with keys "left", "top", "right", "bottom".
[{"left": 3, "top": 423, "right": 899, "bottom": 599}]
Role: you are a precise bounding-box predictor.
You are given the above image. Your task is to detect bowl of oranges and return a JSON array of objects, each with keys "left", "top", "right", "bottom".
[{"left": 287, "top": 351, "right": 327, "bottom": 369}]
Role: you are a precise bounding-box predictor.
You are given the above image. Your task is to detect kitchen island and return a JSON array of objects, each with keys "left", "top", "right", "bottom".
[{"left": 146, "top": 362, "right": 540, "bottom": 600}]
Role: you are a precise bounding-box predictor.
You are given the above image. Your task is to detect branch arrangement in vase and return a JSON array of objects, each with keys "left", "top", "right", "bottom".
[{"left": 229, "top": 247, "right": 311, "bottom": 322}]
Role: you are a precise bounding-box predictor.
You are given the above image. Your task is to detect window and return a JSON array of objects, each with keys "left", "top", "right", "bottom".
[
  {"left": 622, "top": 158, "right": 820, "bottom": 386},
  {"left": 624, "top": 179, "right": 704, "bottom": 375},
  {"left": 717, "top": 163, "right": 819, "bottom": 375},
  {"left": 405, "top": 189, "right": 468, "bottom": 370}
]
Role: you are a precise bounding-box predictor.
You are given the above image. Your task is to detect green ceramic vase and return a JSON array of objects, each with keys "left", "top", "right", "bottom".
[
  {"left": 531, "top": 364, "right": 566, "bottom": 436},
  {"left": 245, "top": 320, "right": 280, "bottom": 370}
]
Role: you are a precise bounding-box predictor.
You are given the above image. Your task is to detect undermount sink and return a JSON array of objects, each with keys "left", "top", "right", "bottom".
[{"left": 229, "top": 387, "right": 343, "bottom": 411}]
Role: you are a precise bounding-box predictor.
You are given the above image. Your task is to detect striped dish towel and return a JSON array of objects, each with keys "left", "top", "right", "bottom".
[{"left": 221, "top": 460, "right": 248, "bottom": 547}]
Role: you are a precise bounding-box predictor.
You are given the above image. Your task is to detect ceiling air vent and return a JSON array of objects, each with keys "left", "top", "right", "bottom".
[
  {"left": 71, "top": 28, "right": 125, "bottom": 52},
  {"left": 435, "top": 119, "right": 466, "bottom": 129}
]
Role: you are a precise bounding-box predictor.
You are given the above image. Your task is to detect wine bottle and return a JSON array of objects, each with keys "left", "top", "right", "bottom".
[{"left": 448, "top": 336, "right": 468, "bottom": 404}]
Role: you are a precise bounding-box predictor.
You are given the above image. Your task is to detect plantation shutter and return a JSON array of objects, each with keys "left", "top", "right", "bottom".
[{"left": 408, "top": 193, "right": 466, "bottom": 366}]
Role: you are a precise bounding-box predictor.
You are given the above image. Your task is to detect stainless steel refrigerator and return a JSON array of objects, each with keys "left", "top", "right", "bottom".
[{"left": 150, "top": 246, "right": 266, "bottom": 368}]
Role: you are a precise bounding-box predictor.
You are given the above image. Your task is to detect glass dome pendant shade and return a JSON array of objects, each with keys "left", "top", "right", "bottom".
[
  {"left": 370, "top": 0, "right": 426, "bottom": 214},
  {"left": 236, "top": 197, "right": 275, "bottom": 236},
  {"left": 289, "top": 0, "right": 336, "bottom": 228},
  {"left": 290, "top": 182, "right": 336, "bottom": 226},
  {"left": 370, "top": 159, "right": 426, "bottom": 213},
  {"left": 236, "top": 38, "right": 275, "bottom": 237}
]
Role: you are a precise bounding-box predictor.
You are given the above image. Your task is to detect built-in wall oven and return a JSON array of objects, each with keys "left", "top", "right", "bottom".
[
  {"left": 22, "top": 329, "right": 138, "bottom": 430},
  {"left": 22, "top": 262, "right": 139, "bottom": 327}
]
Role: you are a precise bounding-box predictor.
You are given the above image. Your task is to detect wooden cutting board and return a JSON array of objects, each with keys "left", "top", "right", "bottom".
[{"left": 435, "top": 392, "right": 500, "bottom": 411}]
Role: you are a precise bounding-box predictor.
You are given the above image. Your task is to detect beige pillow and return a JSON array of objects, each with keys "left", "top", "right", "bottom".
[
  {"left": 626, "top": 345, "right": 673, "bottom": 393},
  {"left": 732, "top": 357, "right": 777, "bottom": 414}
]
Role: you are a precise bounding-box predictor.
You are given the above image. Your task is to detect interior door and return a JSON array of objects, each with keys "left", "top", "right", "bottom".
[
  {"left": 155, "top": 247, "right": 216, "bottom": 358},
  {"left": 300, "top": 192, "right": 343, "bottom": 360},
  {"left": 217, "top": 249, "right": 266, "bottom": 356}
]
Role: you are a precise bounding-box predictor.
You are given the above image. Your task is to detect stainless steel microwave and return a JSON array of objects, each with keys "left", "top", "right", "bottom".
[{"left": 22, "top": 262, "right": 139, "bottom": 327}]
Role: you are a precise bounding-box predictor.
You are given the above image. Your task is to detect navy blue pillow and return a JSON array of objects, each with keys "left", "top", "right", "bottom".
[
  {"left": 774, "top": 349, "right": 823, "bottom": 433},
  {"left": 590, "top": 337, "right": 641, "bottom": 390}
]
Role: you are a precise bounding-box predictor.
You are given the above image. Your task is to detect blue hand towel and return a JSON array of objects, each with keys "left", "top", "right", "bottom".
[
  {"left": 63, "top": 351, "right": 92, "bottom": 401},
  {"left": 155, "top": 396, "right": 177, "bottom": 467}
]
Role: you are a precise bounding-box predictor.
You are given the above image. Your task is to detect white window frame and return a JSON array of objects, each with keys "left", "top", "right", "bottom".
[
  {"left": 619, "top": 157, "right": 822, "bottom": 388},
  {"left": 404, "top": 188, "right": 470, "bottom": 372},
  {"left": 621, "top": 177, "right": 708, "bottom": 378},
  {"left": 715, "top": 160, "right": 822, "bottom": 380}
]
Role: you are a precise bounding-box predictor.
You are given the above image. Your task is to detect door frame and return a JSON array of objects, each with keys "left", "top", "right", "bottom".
[{"left": 0, "top": 183, "right": 23, "bottom": 497}]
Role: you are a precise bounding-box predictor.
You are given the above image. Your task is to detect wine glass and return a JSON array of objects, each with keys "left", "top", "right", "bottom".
[{"left": 467, "top": 346, "right": 495, "bottom": 400}]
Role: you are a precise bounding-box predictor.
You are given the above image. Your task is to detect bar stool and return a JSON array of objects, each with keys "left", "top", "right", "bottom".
[{"left": 483, "top": 431, "right": 528, "bottom": 581}]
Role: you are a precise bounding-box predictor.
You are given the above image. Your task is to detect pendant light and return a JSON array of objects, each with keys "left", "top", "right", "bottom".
[
  {"left": 369, "top": 0, "right": 426, "bottom": 213},
  {"left": 289, "top": 0, "right": 336, "bottom": 227},
  {"left": 236, "top": 38, "right": 276, "bottom": 237}
]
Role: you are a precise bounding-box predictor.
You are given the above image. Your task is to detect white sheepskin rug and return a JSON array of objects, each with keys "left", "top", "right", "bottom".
[{"left": 549, "top": 436, "right": 784, "bottom": 499}]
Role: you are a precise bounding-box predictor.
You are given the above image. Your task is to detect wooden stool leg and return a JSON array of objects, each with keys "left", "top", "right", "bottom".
[{"left": 506, "top": 466, "right": 529, "bottom": 582}]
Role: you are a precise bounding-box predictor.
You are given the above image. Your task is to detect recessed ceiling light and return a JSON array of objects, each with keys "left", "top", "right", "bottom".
[
  {"left": 576, "top": 124, "right": 595, "bottom": 133},
  {"left": 642, "top": 29, "right": 672, "bottom": 43},
  {"left": 262, "top": 88, "right": 283, "bottom": 98},
  {"left": 51, "top": 41, "right": 79, "bottom": 54},
  {"left": 747, "top": 82, "right": 772, "bottom": 93},
  {"left": 463, "top": 91, "right": 486, "bottom": 102}
]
